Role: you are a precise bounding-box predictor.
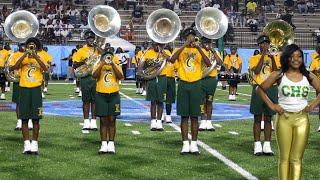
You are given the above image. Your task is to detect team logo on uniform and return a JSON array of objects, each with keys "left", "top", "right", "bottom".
[
  {"left": 26, "top": 63, "right": 37, "bottom": 82},
  {"left": 261, "top": 60, "right": 271, "bottom": 80},
  {"left": 185, "top": 52, "right": 196, "bottom": 72},
  {"left": 115, "top": 104, "right": 120, "bottom": 112},
  {"left": 282, "top": 85, "right": 309, "bottom": 97},
  {"left": 231, "top": 56, "right": 237, "bottom": 68},
  {"left": 103, "top": 70, "right": 113, "bottom": 86}
]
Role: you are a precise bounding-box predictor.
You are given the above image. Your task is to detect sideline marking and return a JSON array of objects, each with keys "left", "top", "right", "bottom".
[
  {"left": 131, "top": 130, "right": 141, "bottom": 135},
  {"left": 119, "top": 91, "right": 258, "bottom": 180},
  {"left": 124, "top": 123, "right": 133, "bottom": 127},
  {"left": 213, "top": 124, "right": 222, "bottom": 128},
  {"left": 229, "top": 131, "right": 239, "bottom": 135}
]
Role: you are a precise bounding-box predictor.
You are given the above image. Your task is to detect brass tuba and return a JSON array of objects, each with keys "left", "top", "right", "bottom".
[
  {"left": 3, "top": 10, "right": 39, "bottom": 82},
  {"left": 74, "top": 5, "right": 121, "bottom": 78},
  {"left": 195, "top": 7, "right": 228, "bottom": 78},
  {"left": 263, "top": 20, "right": 294, "bottom": 55},
  {"left": 137, "top": 9, "right": 181, "bottom": 80}
]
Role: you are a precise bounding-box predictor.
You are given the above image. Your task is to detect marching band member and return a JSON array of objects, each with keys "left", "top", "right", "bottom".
[
  {"left": 0, "top": 41, "right": 11, "bottom": 100},
  {"left": 309, "top": 45, "right": 320, "bottom": 131},
  {"left": 4, "top": 43, "right": 13, "bottom": 92},
  {"left": 75, "top": 45, "right": 82, "bottom": 96},
  {"left": 72, "top": 30, "right": 99, "bottom": 131},
  {"left": 170, "top": 28, "right": 211, "bottom": 155},
  {"left": 39, "top": 46, "right": 53, "bottom": 98},
  {"left": 132, "top": 46, "right": 143, "bottom": 94},
  {"left": 199, "top": 37, "right": 223, "bottom": 131},
  {"left": 249, "top": 35, "right": 280, "bottom": 156},
  {"left": 10, "top": 43, "right": 25, "bottom": 131},
  {"left": 224, "top": 46, "right": 242, "bottom": 101},
  {"left": 257, "top": 44, "right": 320, "bottom": 180},
  {"left": 92, "top": 51, "right": 124, "bottom": 154},
  {"left": 10, "top": 37, "right": 49, "bottom": 155},
  {"left": 163, "top": 44, "right": 176, "bottom": 123},
  {"left": 140, "top": 41, "right": 149, "bottom": 96},
  {"left": 141, "top": 42, "right": 171, "bottom": 131}
]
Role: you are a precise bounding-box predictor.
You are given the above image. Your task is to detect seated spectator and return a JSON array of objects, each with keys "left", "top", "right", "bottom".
[
  {"left": 79, "top": 21, "right": 89, "bottom": 39},
  {"left": 80, "top": 6, "right": 88, "bottom": 25},
  {"left": 281, "top": 10, "right": 296, "bottom": 29},
  {"left": 123, "top": 20, "right": 134, "bottom": 40},
  {"left": 229, "top": 10, "right": 239, "bottom": 27},
  {"left": 247, "top": 16, "right": 258, "bottom": 32},
  {"left": 162, "top": 0, "right": 171, "bottom": 9},
  {"left": 68, "top": 6, "right": 79, "bottom": 25},
  {"left": 125, "top": 0, "right": 137, "bottom": 10},
  {"left": 316, "top": 0, "right": 320, "bottom": 8},
  {"left": 246, "top": 0, "right": 257, "bottom": 16},
  {"left": 306, "top": 0, "right": 315, "bottom": 14},
  {"left": 132, "top": 6, "right": 144, "bottom": 24},
  {"left": 190, "top": 1, "right": 201, "bottom": 11},
  {"left": 264, "top": 0, "right": 275, "bottom": 13},
  {"left": 276, "top": 8, "right": 284, "bottom": 19},
  {"left": 313, "top": 27, "right": 320, "bottom": 44},
  {"left": 297, "top": 0, "right": 307, "bottom": 13},
  {"left": 213, "top": 1, "right": 221, "bottom": 9},
  {"left": 173, "top": 0, "right": 182, "bottom": 15},
  {"left": 179, "top": 22, "right": 186, "bottom": 41},
  {"left": 180, "top": 0, "right": 188, "bottom": 10},
  {"left": 257, "top": 7, "right": 266, "bottom": 26},
  {"left": 54, "top": 28, "right": 61, "bottom": 43},
  {"left": 40, "top": 15, "right": 49, "bottom": 26},
  {"left": 200, "top": 0, "right": 206, "bottom": 9}
]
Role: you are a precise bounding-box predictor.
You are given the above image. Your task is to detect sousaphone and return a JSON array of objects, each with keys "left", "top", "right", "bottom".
[
  {"left": 74, "top": 5, "right": 121, "bottom": 78},
  {"left": 4, "top": 10, "right": 39, "bottom": 82},
  {"left": 195, "top": 7, "right": 228, "bottom": 78},
  {"left": 137, "top": 9, "right": 181, "bottom": 80}
]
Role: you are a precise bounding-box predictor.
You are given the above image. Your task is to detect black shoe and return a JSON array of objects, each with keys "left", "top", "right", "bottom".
[
  {"left": 180, "top": 152, "right": 189, "bottom": 155},
  {"left": 14, "top": 127, "right": 21, "bottom": 131},
  {"left": 98, "top": 151, "right": 107, "bottom": 155},
  {"left": 207, "top": 128, "right": 215, "bottom": 131},
  {"left": 263, "top": 152, "right": 274, "bottom": 156},
  {"left": 90, "top": 128, "right": 98, "bottom": 131},
  {"left": 23, "top": 151, "right": 31, "bottom": 155},
  {"left": 82, "top": 128, "right": 89, "bottom": 130},
  {"left": 31, "top": 151, "right": 39, "bottom": 155},
  {"left": 157, "top": 128, "right": 164, "bottom": 131},
  {"left": 191, "top": 151, "right": 200, "bottom": 155},
  {"left": 254, "top": 152, "right": 263, "bottom": 156},
  {"left": 198, "top": 128, "right": 206, "bottom": 131},
  {"left": 150, "top": 128, "right": 157, "bottom": 131}
]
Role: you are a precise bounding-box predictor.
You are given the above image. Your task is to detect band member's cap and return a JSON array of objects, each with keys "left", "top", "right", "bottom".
[
  {"left": 102, "top": 50, "right": 114, "bottom": 57},
  {"left": 230, "top": 46, "right": 237, "bottom": 50},
  {"left": 25, "top": 37, "right": 41, "bottom": 50},
  {"left": 84, "top": 30, "right": 95, "bottom": 39},
  {"left": 183, "top": 27, "right": 197, "bottom": 38},
  {"left": 257, "top": 35, "right": 270, "bottom": 44}
]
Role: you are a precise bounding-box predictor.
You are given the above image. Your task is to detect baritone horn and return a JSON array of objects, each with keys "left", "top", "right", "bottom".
[
  {"left": 195, "top": 7, "right": 228, "bottom": 78},
  {"left": 138, "top": 9, "right": 181, "bottom": 80},
  {"left": 4, "top": 10, "right": 39, "bottom": 82},
  {"left": 263, "top": 20, "right": 294, "bottom": 55},
  {"left": 74, "top": 5, "right": 121, "bottom": 78}
]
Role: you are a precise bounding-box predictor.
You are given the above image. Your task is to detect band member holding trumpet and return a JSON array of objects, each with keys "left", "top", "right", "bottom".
[
  {"left": 10, "top": 37, "right": 49, "bottom": 155},
  {"left": 224, "top": 47, "right": 242, "bottom": 101},
  {"left": 142, "top": 42, "right": 171, "bottom": 131},
  {"left": 10, "top": 43, "right": 25, "bottom": 131},
  {"left": 309, "top": 45, "right": 320, "bottom": 131},
  {"left": 170, "top": 28, "right": 211, "bottom": 155},
  {"left": 0, "top": 41, "right": 11, "bottom": 100},
  {"left": 249, "top": 35, "right": 281, "bottom": 156},
  {"left": 72, "top": 30, "right": 99, "bottom": 131},
  {"left": 199, "top": 37, "right": 223, "bottom": 131},
  {"left": 92, "top": 51, "right": 124, "bottom": 154},
  {"left": 257, "top": 44, "right": 320, "bottom": 180}
]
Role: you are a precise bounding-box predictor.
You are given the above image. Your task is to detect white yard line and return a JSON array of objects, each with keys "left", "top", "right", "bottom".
[
  {"left": 124, "top": 123, "right": 133, "bottom": 127},
  {"left": 131, "top": 130, "right": 141, "bottom": 135},
  {"left": 229, "top": 131, "right": 239, "bottom": 135},
  {"left": 119, "top": 91, "right": 258, "bottom": 180}
]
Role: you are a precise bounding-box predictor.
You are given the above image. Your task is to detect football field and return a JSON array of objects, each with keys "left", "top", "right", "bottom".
[{"left": 0, "top": 82, "right": 320, "bottom": 179}]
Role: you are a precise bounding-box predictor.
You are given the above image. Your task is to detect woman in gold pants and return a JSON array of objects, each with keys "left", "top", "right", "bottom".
[{"left": 257, "top": 44, "right": 320, "bottom": 180}]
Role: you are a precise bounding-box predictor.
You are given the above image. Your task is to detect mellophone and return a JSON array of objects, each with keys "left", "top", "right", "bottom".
[{"left": 217, "top": 72, "right": 248, "bottom": 82}]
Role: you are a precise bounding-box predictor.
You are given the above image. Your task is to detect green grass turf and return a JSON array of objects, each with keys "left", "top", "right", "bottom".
[{"left": 0, "top": 81, "right": 320, "bottom": 179}]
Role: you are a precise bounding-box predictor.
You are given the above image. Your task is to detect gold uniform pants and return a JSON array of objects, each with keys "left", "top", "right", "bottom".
[{"left": 276, "top": 112, "right": 309, "bottom": 180}]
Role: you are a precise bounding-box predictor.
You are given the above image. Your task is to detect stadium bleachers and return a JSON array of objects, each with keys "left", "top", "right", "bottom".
[{"left": 0, "top": 0, "right": 319, "bottom": 49}]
